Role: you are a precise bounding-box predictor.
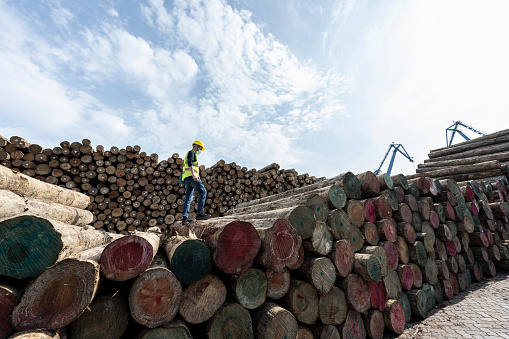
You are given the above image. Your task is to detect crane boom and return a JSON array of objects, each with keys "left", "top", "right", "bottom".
[
  {"left": 446, "top": 120, "right": 486, "bottom": 146},
  {"left": 374, "top": 143, "right": 414, "bottom": 175}
]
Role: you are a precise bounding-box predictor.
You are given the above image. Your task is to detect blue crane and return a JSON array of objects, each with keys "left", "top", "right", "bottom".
[
  {"left": 446, "top": 120, "right": 486, "bottom": 146},
  {"left": 374, "top": 143, "right": 414, "bottom": 175}
]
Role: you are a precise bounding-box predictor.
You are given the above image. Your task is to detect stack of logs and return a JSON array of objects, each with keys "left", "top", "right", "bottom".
[
  {"left": 0, "top": 135, "right": 320, "bottom": 235},
  {"left": 2, "top": 160, "right": 509, "bottom": 338},
  {"left": 407, "top": 128, "right": 509, "bottom": 183}
]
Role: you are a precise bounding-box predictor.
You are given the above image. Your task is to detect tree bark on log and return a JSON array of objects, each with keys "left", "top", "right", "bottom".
[
  {"left": 338, "top": 273, "right": 371, "bottom": 313},
  {"left": 282, "top": 280, "right": 319, "bottom": 325},
  {"left": 12, "top": 258, "right": 100, "bottom": 331},
  {"left": 297, "top": 257, "right": 336, "bottom": 295},
  {"left": 329, "top": 239, "right": 354, "bottom": 277},
  {"left": 356, "top": 171, "right": 380, "bottom": 195},
  {"left": 231, "top": 268, "right": 267, "bottom": 309},
  {"left": 164, "top": 235, "right": 212, "bottom": 285},
  {"left": 338, "top": 310, "right": 366, "bottom": 339},
  {"left": 179, "top": 274, "right": 226, "bottom": 324},
  {"left": 100, "top": 231, "right": 160, "bottom": 281},
  {"left": 265, "top": 268, "right": 291, "bottom": 299},
  {"left": 383, "top": 299, "right": 405, "bottom": 334},
  {"left": 0, "top": 281, "right": 22, "bottom": 339},
  {"left": 171, "top": 220, "right": 261, "bottom": 274},
  {"left": 0, "top": 215, "right": 121, "bottom": 279},
  {"left": 207, "top": 303, "right": 253, "bottom": 339},
  {"left": 68, "top": 292, "right": 129, "bottom": 339},
  {"left": 137, "top": 319, "right": 192, "bottom": 339},
  {"left": 428, "top": 130, "right": 509, "bottom": 159},
  {"left": 318, "top": 286, "right": 348, "bottom": 326},
  {"left": 128, "top": 253, "right": 182, "bottom": 328},
  {"left": 251, "top": 302, "right": 297, "bottom": 339},
  {"left": 0, "top": 164, "right": 90, "bottom": 208}
]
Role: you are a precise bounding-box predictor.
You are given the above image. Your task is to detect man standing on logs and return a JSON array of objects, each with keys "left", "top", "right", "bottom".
[{"left": 181, "top": 140, "right": 211, "bottom": 225}]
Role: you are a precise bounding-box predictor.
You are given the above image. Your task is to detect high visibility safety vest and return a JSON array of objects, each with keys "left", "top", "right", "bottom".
[{"left": 182, "top": 151, "right": 200, "bottom": 181}]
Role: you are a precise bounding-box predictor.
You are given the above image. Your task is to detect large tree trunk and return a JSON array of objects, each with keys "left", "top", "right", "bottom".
[
  {"left": 0, "top": 215, "right": 121, "bottom": 279},
  {"left": 0, "top": 281, "right": 22, "bottom": 339},
  {"left": 207, "top": 303, "right": 253, "bottom": 339},
  {"left": 164, "top": 235, "right": 212, "bottom": 285},
  {"left": 178, "top": 274, "right": 226, "bottom": 324},
  {"left": 338, "top": 273, "right": 371, "bottom": 313},
  {"left": 252, "top": 302, "right": 298, "bottom": 339},
  {"left": 230, "top": 268, "right": 267, "bottom": 310},
  {"left": 100, "top": 231, "right": 160, "bottom": 281},
  {"left": 171, "top": 219, "right": 261, "bottom": 274},
  {"left": 0, "top": 164, "right": 90, "bottom": 208},
  {"left": 68, "top": 292, "right": 129, "bottom": 339},
  {"left": 282, "top": 280, "right": 319, "bottom": 325},
  {"left": 12, "top": 257, "right": 100, "bottom": 331},
  {"left": 318, "top": 286, "right": 348, "bottom": 325},
  {"left": 128, "top": 253, "right": 182, "bottom": 328}
]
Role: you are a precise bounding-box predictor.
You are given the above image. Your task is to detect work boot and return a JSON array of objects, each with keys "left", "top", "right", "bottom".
[
  {"left": 181, "top": 216, "right": 196, "bottom": 225},
  {"left": 196, "top": 213, "right": 212, "bottom": 220}
]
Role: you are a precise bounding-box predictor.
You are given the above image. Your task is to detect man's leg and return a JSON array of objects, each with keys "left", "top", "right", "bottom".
[
  {"left": 196, "top": 179, "right": 207, "bottom": 215},
  {"left": 182, "top": 180, "right": 195, "bottom": 219}
]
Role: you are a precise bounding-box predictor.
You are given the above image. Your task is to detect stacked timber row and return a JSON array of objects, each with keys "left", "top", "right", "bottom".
[
  {"left": 2, "top": 164, "right": 509, "bottom": 337},
  {"left": 408, "top": 128, "right": 509, "bottom": 183},
  {"left": 0, "top": 135, "right": 320, "bottom": 235}
]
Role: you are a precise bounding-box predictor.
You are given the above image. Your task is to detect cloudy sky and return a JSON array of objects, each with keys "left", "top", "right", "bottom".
[{"left": 1, "top": 0, "right": 508, "bottom": 178}]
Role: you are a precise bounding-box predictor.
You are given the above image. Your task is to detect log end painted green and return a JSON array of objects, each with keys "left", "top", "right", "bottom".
[
  {"left": 329, "top": 185, "right": 347, "bottom": 209},
  {"left": 341, "top": 172, "right": 363, "bottom": 199},
  {"left": 0, "top": 216, "right": 62, "bottom": 279},
  {"left": 207, "top": 303, "right": 253, "bottom": 339},
  {"left": 288, "top": 206, "right": 316, "bottom": 239},
  {"left": 170, "top": 239, "right": 211, "bottom": 285},
  {"left": 235, "top": 269, "right": 267, "bottom": 309}
]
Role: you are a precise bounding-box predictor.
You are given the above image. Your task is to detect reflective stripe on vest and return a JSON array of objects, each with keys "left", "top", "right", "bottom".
[{"left": 182, "top": 151, "right": 200, "bottom": 181}]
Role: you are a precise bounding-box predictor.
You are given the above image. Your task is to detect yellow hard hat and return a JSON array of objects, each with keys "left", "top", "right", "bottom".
[{"left": 192, "top": 140, "right": 205, "bottom": 151}]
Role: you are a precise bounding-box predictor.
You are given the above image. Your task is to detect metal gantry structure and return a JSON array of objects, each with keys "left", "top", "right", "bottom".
[
  {"left": 374, "top": 143, "right": 414, "bottom": 175},
  {"left": 446, "top": 120, "right": 486, "bottom": 147}
]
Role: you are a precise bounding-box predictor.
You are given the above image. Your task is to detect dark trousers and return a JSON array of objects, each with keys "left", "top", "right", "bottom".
[{"left": 182, "top": 177, "right": 206, "bottom": 218}]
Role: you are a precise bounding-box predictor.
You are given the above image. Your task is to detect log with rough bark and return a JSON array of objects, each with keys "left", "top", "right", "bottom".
[
  {"left": 0, "top": 164, "right": 90, "bottom": 208},
  {"left": 329, "top": 239, "right": 354, "bottom": 277},
  {"left": 338, "top": 273, "right": 371, "bottom": 313},
  {"left": 214, "top": 207, "right": 316, "bottom": 239},
  {"left": 226, "top": 193, "right": 329, "bottom": 223},
  {"left": 282, "top": 280, "right": 319, "bottom": 325},
  {"left": 171, "top": 220, "right": 261, "bottom": 274},
  {"left": 164, "top": 235, "right": 212, "bottom": 285},
  {"left": 68, "top": 292, "right": 129, "bottom": 339},
  {"left": 0, "top": 215, "right": 121, "bottom": 279},
  {"left": 0, "top": 281, "right": 22, "bottom": 339},
  {"left": 356, "top": 171, "right": 380, "bottom": 195},
  {"left": 383, "top": 299, "right": 406, "bottom": 334},
  {"left": 302, "top": 221, "right": 332, "bottom": 256},
  {"left": 252, "top": 302, "right": 297, "bottom": 339},
  {"left": 178, "top": 274, "right": 226, "bottom": 324},
  {"left": 265, "top": 268, "right": 291, "bottom": 299},
  {"left": 328, "top": 209, "right": 364, "bottom": 252},
  {"left": 353, "top": 253, "right": 382, "bottom": 282},
  {"left": 363, "top": 309, "right": 385, "bottom": 339},
  {"left": 207, "top": 302, "right": 253, "bottom": 339},
  {"left": 100, "top": 231, "right": 160, "bottom": 281},
  {"left": 296, "top": 256, "right": 336, "bottom": 295},
  {"left": 231, "top": 268, "right": 267, "bottom": 309},
  {"left": 338, "top": 310, "right": 366, "bottom": 339},
  {"left": 137, "top": 319, "right": 192, "bottom": 339},
  {"left": 369, "top": 281, "right": 389, "bottom": 312},
  {"left": 318, "top": 286, "right": 348, "bottom": 326},
  {"left": 128, "top": 253, "right": 182, "bottom": 328},
  {"left": 12, "top": 257, "right": 100, "bottom": 331}
]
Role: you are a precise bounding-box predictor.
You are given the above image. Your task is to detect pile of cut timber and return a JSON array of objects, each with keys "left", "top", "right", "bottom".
[
  {"left": 0, "top": 135, "right": 320, "bottom": 235},
  {"left": 3, "top": 162, "right": 509, "bottom": 338},
  {"left": 407, "top": 128, "right": 509, "bottom": 182}
]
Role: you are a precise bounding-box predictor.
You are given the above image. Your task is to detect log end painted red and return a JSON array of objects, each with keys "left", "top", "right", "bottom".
[
  {"left": 215, "top": 221, "right": 261, "bottom": 274},
  {"left": 101, "top": 235, "right": 154, "bottom": 281},
  {"left": 364, "top": 199, "right": 377, "bottom": 223},
  {"left": 445, "top": 241, "right": 457, "bottom": 256},
  {"left": 0, "top": 289, "right": 19, "bottom": 339},
  {"left": 369, "top": 281, "right": 388, "bottom": 312},
  {"left": 429, "top": 211, "right": 440, "bottom": 228},
  {"left": 333, "top": 240, "right": 354, "bottom": 277},
  {"left": 388, "top": 300, "right": 406, "bottom": 334},
  {"left": 382, "top": 242, "right": 399, "bottom": 270},
  {"left": 400, "top": 266, "right": 414, "bottom": 290}
]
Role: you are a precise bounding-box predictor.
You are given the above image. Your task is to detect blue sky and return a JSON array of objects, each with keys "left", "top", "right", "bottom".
[{"left": 1, "top": 0, "right": 508, "bottom": 178}]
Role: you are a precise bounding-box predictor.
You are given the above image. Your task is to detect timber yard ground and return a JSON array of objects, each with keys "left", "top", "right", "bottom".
[{"left": 386, "top": 270, "right": 509, "bottom": 339}]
